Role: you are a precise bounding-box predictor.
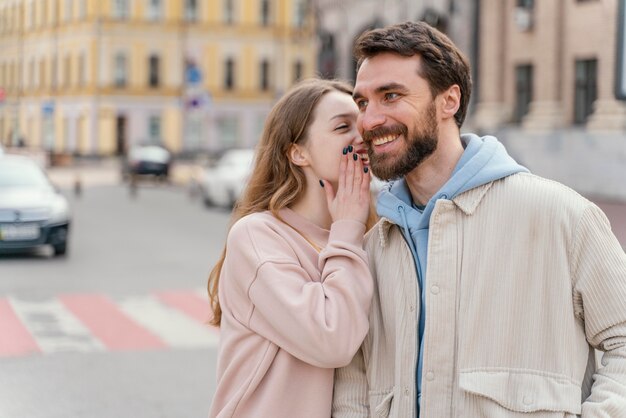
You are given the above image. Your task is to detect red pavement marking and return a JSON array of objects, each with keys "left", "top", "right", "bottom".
[
  {"left": 0, "top": 299, "right": 40, "bottom": 357},
  {"left": 59, "top": 294, "right": 166, "bottom": 351},
  {"left": 155, "top": 291, "right": 219, "bottom": 333}
]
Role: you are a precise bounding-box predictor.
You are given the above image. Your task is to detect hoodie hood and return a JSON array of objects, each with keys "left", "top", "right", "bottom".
[{"left": 377, "top": 133, "right": 528, "bottom": 228}]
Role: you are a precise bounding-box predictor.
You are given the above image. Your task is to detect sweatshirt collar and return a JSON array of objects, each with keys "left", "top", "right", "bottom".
[{"left": 278, "top": 207, "right": 330, "bottom": 247}]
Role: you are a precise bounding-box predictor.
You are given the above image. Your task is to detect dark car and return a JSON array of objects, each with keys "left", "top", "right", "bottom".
[
  {"left": 123, "top": 144, "right": 172, "bottom": 180},
  {"left": 0, "top": 155, "right": 71, "bottom": 256}
]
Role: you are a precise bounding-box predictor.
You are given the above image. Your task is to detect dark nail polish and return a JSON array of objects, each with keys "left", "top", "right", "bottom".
[
  {"left": 348, "top": 145, "right": 353, "bottom": 152},
  {"left": 342, "top": 147, "right": 348, "bottom": 155},
  {"left": 364, "top": 167, "right": 369, "bottom": 173},
  {"left": 353, "top": 153, "right": 358, "bottom": 161},
  {"left": 319, "top": 180, "right": 324, "bottom": 188}
]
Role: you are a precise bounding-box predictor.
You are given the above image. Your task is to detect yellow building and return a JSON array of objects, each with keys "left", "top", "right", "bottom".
[{"left": 0, "top": 0, "right": 316, "bottom": 156}]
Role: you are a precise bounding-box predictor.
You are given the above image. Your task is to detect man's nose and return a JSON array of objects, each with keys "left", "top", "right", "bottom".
[{"left": 358, "top": 104, "right": 386, "bottom": 133}]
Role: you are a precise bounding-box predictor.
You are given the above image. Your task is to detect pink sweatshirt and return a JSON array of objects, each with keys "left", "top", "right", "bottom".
[{"left": 208, "top": 208, "right": 373, "bottom": 418}]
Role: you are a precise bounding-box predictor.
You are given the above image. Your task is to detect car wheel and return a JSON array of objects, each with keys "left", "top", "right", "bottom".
[
  {"left": 53, "top": 242, "right": 67, "bottom": 257},
  {"left": 202, "top": 191, "right": 214, "bottom": 208},
  {"left": 227, "top": 190, "right": 237, "bottom": 208}
]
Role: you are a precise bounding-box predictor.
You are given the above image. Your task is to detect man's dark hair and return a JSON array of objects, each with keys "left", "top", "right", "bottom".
[{"left": 354, "top": 21, "right": 472, "bottom": 128}]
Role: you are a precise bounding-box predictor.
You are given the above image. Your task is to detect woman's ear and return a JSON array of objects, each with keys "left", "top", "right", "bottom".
[
  {"left": 288, "top": 144, "right": 310, "bottom": 167},
  {"left": 439, "top": 85, "right": 461, "bottom": 120}
]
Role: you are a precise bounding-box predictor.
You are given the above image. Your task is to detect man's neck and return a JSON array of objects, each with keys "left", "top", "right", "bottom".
[{"left": 405, "top": 130, "right": 464, "bottom": 206}]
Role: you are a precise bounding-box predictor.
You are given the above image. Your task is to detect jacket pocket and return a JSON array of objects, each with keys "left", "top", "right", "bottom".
[
  {"left": 459, "top": 369, "right": 581, "bottom": 417},
  {"left": 368, "top": 389, "right": 394, "bottom": 418}
]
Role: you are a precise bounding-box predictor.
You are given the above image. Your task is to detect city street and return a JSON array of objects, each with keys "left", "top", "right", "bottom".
[
  {"left": 0, "top": 182, "right": 230, "bottom": 418},
  {"left": 1, "top": 162, "right": 625, "bottom": 418}
]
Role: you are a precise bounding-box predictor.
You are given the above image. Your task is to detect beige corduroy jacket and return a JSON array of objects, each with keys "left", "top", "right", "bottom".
[{"left": 332, "top": 173, "right": 626, "bottom": 418}]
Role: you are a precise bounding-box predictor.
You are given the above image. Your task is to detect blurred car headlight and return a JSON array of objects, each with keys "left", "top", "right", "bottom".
[{"left": 48, "top": 195, "right": 70, "bottom": 224}]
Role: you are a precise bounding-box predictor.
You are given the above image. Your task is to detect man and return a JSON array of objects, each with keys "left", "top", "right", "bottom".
[{"left": 332, "top": 21, "right": 626, "bottom": 417}]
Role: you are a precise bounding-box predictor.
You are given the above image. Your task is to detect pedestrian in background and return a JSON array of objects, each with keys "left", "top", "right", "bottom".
[
  {"left": 332, "top": 21, "right": 626, "bottom": 417},
  {"left": 207, "top": 78, "right": 375, "bottom": 418}
]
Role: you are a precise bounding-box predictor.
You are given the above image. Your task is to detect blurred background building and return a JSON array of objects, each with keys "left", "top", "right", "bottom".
[
  {"left": 0, "top": 0, "right": 316, "bottom": 156},
  {"left": 1, "top": 0, "right": 625, "bottom": 198}
]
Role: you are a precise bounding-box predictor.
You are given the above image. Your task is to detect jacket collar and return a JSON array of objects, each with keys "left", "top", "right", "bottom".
[
  {"left": 451, "top": 182, "right": 494, "bottom": 215},
  {"left": 376, "top": 181, "right": 495, "bottom": 246}
]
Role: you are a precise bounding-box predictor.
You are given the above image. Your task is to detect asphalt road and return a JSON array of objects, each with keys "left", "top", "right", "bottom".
[{"left": 0, "top": 183, "right": 231, "bottom": 418}]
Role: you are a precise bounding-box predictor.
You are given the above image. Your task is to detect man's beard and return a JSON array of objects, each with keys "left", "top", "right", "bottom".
[{"left": 365, "top": 102, "right": 438, "bottom": 181}]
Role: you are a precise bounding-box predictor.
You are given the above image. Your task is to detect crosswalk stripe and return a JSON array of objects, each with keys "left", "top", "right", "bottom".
[
  {"left": 0, "top": 299, "right": 41, "bottom": 356},
  {"left": 156, "top": 290, "right": 216, "bottom": 327},
  {"left": 59, "top": 294, "right": 166, "bottom": 351},
  {"left": 8, "top": 297, "right": 105, "bottom": 354},
  {"left": 1, "top": 290, "right": 221, "bottom": 358},
  {"left": 117, "top": 295, "right": 219, "bottom": 348}
]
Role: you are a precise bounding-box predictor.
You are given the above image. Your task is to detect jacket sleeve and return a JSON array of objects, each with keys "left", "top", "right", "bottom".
[
  {"left": 332, "top": 346, "right": 370, "bottom": 417},
  {"left": 571, "top": 204, "right": 626, "bottom": 416},
  {"left": 229, "top": 218, "right": 373, "bottom": 369}
]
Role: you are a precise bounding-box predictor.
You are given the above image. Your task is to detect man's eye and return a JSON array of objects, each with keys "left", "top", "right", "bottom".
[
  {"left": 356, "top": 100, "right": 368, "bottom": 110},
  {"left": 385, "top": 92, "right": 399, "bottom": 100}
]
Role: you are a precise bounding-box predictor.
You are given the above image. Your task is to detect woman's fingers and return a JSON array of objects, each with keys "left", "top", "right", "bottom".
[
  {"left": 352, "top": 152, "right": 363, "bottom": 194},
  {"left": 360, "top": 165, "right": 371, "bottom": 200},
  {"left": 345, "top": 149, "right": 356, "bottom": 195}
]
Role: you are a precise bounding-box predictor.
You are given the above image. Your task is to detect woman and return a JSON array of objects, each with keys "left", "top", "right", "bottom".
[{"left": 207, "top": 78, "right": 375, "bottom": 418}]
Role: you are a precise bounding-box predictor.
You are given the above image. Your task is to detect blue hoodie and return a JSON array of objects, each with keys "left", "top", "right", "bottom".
[{"left": 376, "top": 134, "right": 529, "bottom": 415}]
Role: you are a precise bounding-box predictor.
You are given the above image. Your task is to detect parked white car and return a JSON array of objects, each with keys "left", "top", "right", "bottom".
[{"left": 200, "top": 149, "right": 256, "bottom": 208}]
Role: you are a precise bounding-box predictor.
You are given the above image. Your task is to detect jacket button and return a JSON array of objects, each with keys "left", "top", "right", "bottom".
[
  {"left": 425, "top": 371, "right": 435, "bottom": 381},
  {"left": 522, "top": 395, "right": 533, "bottom": 405},
  {"left": 409, "top": 305, "right": 415, "bottom": 312},
  {"left": 404, "top": 388, "right": 410, "bottom": 396},
  {"left": 430, "top": 285, "right": 440, "bottom": 295}
]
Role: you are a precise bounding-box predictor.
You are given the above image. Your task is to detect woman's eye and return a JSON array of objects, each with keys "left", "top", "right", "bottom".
[{"left": 334, "top": 124, "right": 349, "bottom": 131}]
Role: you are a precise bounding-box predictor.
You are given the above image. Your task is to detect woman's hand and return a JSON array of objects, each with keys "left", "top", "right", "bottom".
[{"left": 321, "top": 147, "right": 371, "bottom": 226}]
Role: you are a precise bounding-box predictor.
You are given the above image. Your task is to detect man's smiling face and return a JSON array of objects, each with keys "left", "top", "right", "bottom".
[{"left": 353, "top": 53, "right": 440, "bottom": 181}]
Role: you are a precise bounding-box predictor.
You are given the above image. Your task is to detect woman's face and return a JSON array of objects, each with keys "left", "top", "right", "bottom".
[{"left": 301, "top": 90, "right": 365, "bottom": 185}]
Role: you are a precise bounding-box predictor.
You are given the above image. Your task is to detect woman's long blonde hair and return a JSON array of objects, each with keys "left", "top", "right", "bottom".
[{"left": 207, "top": 78, "right": 376, "bottom": 326}]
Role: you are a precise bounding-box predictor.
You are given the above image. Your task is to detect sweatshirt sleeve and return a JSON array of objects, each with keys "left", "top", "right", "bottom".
[
  {"left": 224, "top": 216, "right": 373, "bottom": 369},
  {"left": 571, "top": 204, "right": 626, "bottom": 416}
]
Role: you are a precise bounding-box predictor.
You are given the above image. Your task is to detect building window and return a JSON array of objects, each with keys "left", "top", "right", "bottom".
[
  {"left": 514, "top": 64, "right": 533, "bottom": 124},
  {"left": 261, "top": 0, "right": 270, "bottom": 26},
  {"left": 574, "top": 58, "right": 597, "bottom": 124},
  {"left": 64, "top": 55, "right": 71, "bottom": 87},
  {"left": 147, "top": 0, "right": 162, "bottom": 21},
  {"left": 51, "top": 56, "right": 58, "bottom": 90},
  {"left": 29, "top": 59, "right": 34, "bottom": 89},
  {"left": 294, "top": 0, "right": 306, "bottom": 27},
  {"left": 148, "top": 55, "right": 160, "bottom": 88},
  {"left": 78, "top": 1, "right": 86, "bottom": 19},
  {"left": 78, "top": 53, "right": 86, "bottom": 87},
  {"left": 260, "top": 60, "right": 270, "bottom": 91},
  {"left": 29, "top": 1, "right": 35, "bottom": 28},
  {"left": 114, "top": 52, "right": 127, "bottom": 87},
  {"left": 148, "top": 115, "right": 161, "bottom": 143},
  {"left": 113, "top": 0, "right": 130, "bottom": 19},
  {"left": 184, "top": 0, "right": 198, "bottom": 22},
  {"left": 39, "top": 59, "right": 45, "bottom": 88},
  {"left": 224, "top": 58, "right": 235, "bottom": 90},
  {"left": 293, "top": 60, "right": 303, "bottom": 83},
  {"left": 64, "top": 0, "right": 73, "bottom": 21},
  {"left": 224, "top": 0, "right": 234, "bottom": 24}
]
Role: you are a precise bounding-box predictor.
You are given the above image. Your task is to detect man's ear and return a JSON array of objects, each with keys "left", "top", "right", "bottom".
[
  {"left": 288, "top": 144, "right": 310, "bottom": 167},
  {"left": 439, "top": 85, "right": 461, "bottom": 120}
]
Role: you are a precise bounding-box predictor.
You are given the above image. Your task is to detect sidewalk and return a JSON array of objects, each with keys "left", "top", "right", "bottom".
[{"left": 46, "top": 157, "right": 201, "bottom": 189}]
